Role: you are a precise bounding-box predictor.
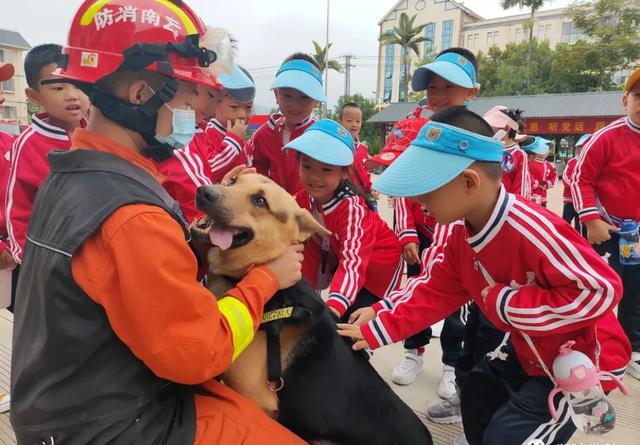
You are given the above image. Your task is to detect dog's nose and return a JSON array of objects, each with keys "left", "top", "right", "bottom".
[{"left": 196, "top": 186, "right": 219, "bottom": 206}]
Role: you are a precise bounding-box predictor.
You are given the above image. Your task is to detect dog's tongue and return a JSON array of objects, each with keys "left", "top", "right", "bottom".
[{"left": 209, "top": 225, "right": 234, "bottom": 251}]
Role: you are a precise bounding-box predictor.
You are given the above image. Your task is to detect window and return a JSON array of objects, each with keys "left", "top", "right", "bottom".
[
  {"left": 486, "top": 31, "right": 493, "bottom": 45},
  {"left": 493, "top": 31, "right": 499, "bottom": 42},
  {"left": 561, "top": 21, "right": 585, "bottom": 43},
  {"left": 424, "top": 22, "right": 435, "bottom": 56},
  {"left": 441, "top": 19, "right": 453, "bottom": 50},
  {"left": 2, "top": 106, "right": 17, "bottom": 120},
  {"left": 467, "top": 34, "right": 473, "bottom": 47},
  {"left": 383, "top": 36, "right": 395, "bottom": 102},
  {"left": 0, "top": 49, "right": 5, "bottom": 63},
  {"left": 515, "top": 28, "right": 522, "bottom": 43},
  {"left": 474, "top": 34, "right": 479, "bottom": 47},
  {"left": 1, "top": 79, "right": 15, "bottom": 92},
  {"left": 399, "top": 46, "right": 408, "bottom": 102}
]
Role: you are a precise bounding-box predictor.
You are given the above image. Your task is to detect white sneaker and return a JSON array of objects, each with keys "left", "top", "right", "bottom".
[
  {"left": 391, "top": 349, "right": 424, "bottom": 385},
  {"left": 627, "top": 353, "right": 640, "bottom": 380},
  {"left": 438, "top": 365, "right": 457, "bottom": 399},
  {"left": 452, "top": 432, "right": 469, "bottom": 445},
  {"left": 0, "top": 393, "right": 10, "bottom": 413}
]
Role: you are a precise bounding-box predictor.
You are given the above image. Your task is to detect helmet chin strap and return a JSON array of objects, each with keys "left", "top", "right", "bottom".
[{"left": 76, "top": 79, "right": 180, "bottom": 162}]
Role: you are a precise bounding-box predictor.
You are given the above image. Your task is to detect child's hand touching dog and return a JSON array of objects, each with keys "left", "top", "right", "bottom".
[
  {"left": 336, "top": 323, "right": 370, "bottom": 351},
  {"left": 348, "top": 307, "right": 376, "bottom": 325}
]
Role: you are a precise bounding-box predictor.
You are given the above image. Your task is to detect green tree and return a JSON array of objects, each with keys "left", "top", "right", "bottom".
[
  {"left": 330, "top": 94, "right": 381, "bottom": 155},
  {"left": 477, "top": 39, "right": 554, "bottom": 96},
  {"left": 567, "top": 0, "right": 640, "bottom": 75},
  {"left": 378, "top": 12, "right": 427, "bottom": 102},
  {"left": 501, "top": 0, "right": 547, "bottom": 93},
  {"left": 311, "top": 41, "right": 343, "bottom": 74}
]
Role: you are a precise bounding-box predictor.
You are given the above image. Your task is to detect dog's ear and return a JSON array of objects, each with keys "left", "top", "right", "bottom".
[{"left": 295, "top": 209, "right": 331, "bottom": 241}]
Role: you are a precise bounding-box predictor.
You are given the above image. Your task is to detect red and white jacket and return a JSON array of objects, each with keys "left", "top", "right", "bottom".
[
  {"left": 205, "top": 118, "right": 251, "bottom": 183},
  {"left": 571, "top": 117, "right": 640, "bottom": 224},
  {"left": 352, "top": 140, "right": 373, "bottom": 194},
  {"left": 562, "top": 157, "right": 577, "bottom": 204},
  {"left": 541, "top": 160, "right": 557, "bottom": 205},
  {"left": 153, "top": 130, "right": 213, "bottom": 224},
  {"left": 6, "top": 113, "right": 87, "bottom": 263},
  {"left": 0, "top": 131, "right": 14, "bottom": 253},
  {"left": 528, "top": 159, "right": 546, "bottom": 205},
  {"left": 296, "top": 184, "right": 402, "bottom": 317},
  {"left": 252, "top": 114, "right": 315, "bottom": 195},
  {"left": 502, "top": 143, "right": 530, "bottom": 199},
  {"left": 394, "top": 197, "right": 436, "bottom": 247},
  {"left": 362, "top": 187, "right": 630, "bottom": 389}
]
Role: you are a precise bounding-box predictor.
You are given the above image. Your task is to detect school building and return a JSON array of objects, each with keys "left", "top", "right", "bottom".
[
  {"left": 366, "top": 90, "right": 625, "bottom": 162},
  {"left": 376, "top": 1, "right": 632, "bottom": 103},
  {"left": 0, "top": 29, "right": 31, "bottom": 132}
]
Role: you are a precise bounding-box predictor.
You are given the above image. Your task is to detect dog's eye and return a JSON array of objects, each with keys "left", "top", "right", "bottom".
[
  {"left": 251, "top": 194, "right": 269, "bottom": 209},
  {"left": 227, "top": 176, "right": 237, "bottom": 186}
]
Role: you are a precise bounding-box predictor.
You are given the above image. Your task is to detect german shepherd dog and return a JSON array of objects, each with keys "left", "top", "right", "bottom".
[{"left": 192, "top": 173, "right": 432, "bottom": 445}]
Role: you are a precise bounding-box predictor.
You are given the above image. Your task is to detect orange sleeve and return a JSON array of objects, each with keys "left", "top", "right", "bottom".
[{"left": 72, "top": 204, "right": 279, "bottom": 385}]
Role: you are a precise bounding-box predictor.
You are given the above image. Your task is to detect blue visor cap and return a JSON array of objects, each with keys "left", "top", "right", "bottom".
[
  {"left": 284, "top": 119, "right": 354, "bottom": 166},
  {"left": 271, "top": 60, "right": 326, "bottom": 102},
  {"left": 521, "top": 137, "right": 553, "bottom": 155},
  {"left": 374, "top": 121, "right": 503, "bottom": 197},
  {"left": 576, "top": 133, "right": 591, "bottom": 148},
  {"left": 412, "top": 52, "right": 477, "bottom": 91},
  {"left": 219, "top": 65, "right": 256, "bottom": 102}
]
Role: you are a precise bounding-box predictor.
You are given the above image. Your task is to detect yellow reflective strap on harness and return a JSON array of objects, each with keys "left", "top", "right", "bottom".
[
  {"left": 261, "top": 307, "right": 294, "bottom": 324},
  {"left": 218, "top": 297, "right": 255, "bottom": 361}
]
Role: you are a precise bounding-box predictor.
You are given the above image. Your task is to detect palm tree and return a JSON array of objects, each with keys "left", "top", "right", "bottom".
[
  {"left": 501, "top": 0, "right": 547, "bottom": 93},
  {"left": 378, "top": 12, "right": 427, "bottom": 102},
  {"left": 311, "top": 41, "right": 343, "bottom": 74}
]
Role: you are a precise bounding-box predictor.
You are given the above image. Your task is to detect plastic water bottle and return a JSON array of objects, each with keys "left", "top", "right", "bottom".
[
  {"left": 619, "top": 219, "right": 640, "bottom": 265},
  {"left": 547, "top": 341, "right": 628, "bottom": 435}
]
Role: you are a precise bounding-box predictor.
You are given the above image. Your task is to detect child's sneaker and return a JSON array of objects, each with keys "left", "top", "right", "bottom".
[
  {"left": 0, "top": 393, "right": 10, "bottom": 413},
  {"left": 438, "top": 365, "right": 457, "bottom": 399},
  {"left": 426, "top": 393, "right": 461, "bottom": 424},
  {"left": 627, "top": 352, "right": 640, "bottom": 380},
  {"left": 391, "top": 349, "right": 423, "bottom": 385},
  {"left": 452, "top": 432, "right": 469, "bottom": 445}
]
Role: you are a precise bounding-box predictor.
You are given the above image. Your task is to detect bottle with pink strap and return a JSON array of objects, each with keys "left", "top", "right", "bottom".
[{"left": 548, "top": 341, "right": 628, "bottom": 435}]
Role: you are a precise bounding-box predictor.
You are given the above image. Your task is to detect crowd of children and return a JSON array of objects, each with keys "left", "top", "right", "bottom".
[{"left": 0, "top": 0, "right": 638, "bottom": 443}]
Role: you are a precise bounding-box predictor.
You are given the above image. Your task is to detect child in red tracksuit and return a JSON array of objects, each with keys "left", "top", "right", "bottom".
[
  {"left": 284, "top": 119, "right": 402, "bottom": 322},
  {"left": 571, "top": 69, "right": 640, "bottom": 379},
  {"left": 338, "top": 107, "right": 631, "bottom": 445},
  {"left": 523, "top": 137, "right": 554, "bottom": 207},
  {"left": 541, "top": 158, "right": 557, "bottom": 207},
  {"left": 338, "top": 103, "right": 375, "bottom": 207},
  {"left": 205, "top": 65, "right": 255, "bottom": 182},
  {"left": 252, "top": 53, "right": 324, "bottom": 195},
  {"left": 483, "top": 106, "right": 530, "bottom": 199},
  {"left": 6, "top": 44, "right": 89, "bottom": 265},
  {"left": 561, "top": 134, "right": 590, "bottom": 230}
]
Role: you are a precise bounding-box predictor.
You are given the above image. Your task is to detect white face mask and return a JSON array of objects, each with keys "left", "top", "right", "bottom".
[{"left": 148, "top": 86, "right": 197, "bottom": 149}]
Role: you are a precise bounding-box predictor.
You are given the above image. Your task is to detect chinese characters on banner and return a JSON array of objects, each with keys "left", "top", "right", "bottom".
[{"left": 525, "top": 117, "right": 622, "bottom": 135}]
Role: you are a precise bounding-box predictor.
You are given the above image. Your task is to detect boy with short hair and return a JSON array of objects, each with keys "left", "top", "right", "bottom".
[
  {"left": 338, "top": 102, "right": 373, "bottom": 198},
  {"left": 561, "top": 133, "right": 590, "bottom": 230},
  {"left": 376, "top": 48, "right": 479, "bottom": 401},
  {"left": 6, "top": 44, "right": 89, "bottom": 264},
  {"left": 338, "top": 106, "right": 630, "bottom": 445},
  {"left": 206, "top": 65, "right": 256, "bottom": 182},
  {"left": 571, "top": 68, "right": 640, "bottom": 379},
  {"left": 251, "top": 53, "right": 323, "bottom": 194},
  {"left": 524, "top": 137, "right": 554, "bottom": 206}
]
